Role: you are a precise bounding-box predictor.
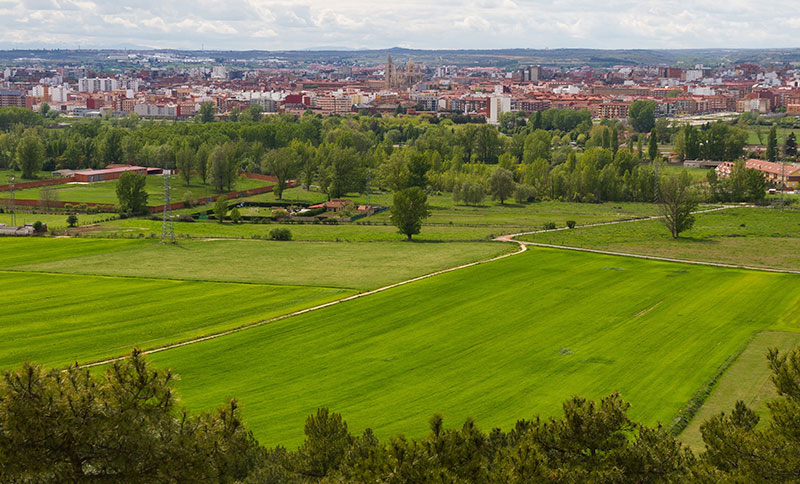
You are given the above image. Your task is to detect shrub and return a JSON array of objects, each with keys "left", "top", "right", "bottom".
[
  {"left": 66, "top": 214, "right": 78, "bottom": 227},
  {"left": 566, "top": 220, "right": 577, "bottom": 229},
  {"left": 32, "top": 221, "right": 44, "bottom": 233},
  {"left": 271, "top": 208, "right": 289, "bottom": 220},
  {"left": 177, "top": 214, "right": 195, "bottom": 223},
  {"left": 230, "top": 207, "right": 242, "bottom": 224},
  {"left": 269, "top": 227, "right": 292, "bottom": 241},
  {"left": 543, "top": 222, "right": 557, "bottom": 230}
]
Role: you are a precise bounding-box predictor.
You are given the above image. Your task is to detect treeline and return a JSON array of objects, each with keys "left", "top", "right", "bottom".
[
  {"left": 3, "top": 349, "right": 800, "bottom": 483},
  {"left": 0, "top": 106, "right": 764, "bottom": 204}
]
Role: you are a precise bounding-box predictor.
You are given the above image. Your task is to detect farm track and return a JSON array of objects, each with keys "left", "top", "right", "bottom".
[
  {"left": 498, "top": 205, "right": 800, "bottom": 275},
  {"left": 81, "top": 204, "right": 795, "bottom": 370}
]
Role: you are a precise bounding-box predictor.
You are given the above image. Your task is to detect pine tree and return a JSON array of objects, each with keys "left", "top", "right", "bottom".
[
  {"left": 766, "top": 125, "right": 778, "bottom": 161},
  {"left": 648, "top": 130, "right": 659, "bottom": 161},
  {"left": 784, "top": 132, "right": 797, "bottom": 158}
]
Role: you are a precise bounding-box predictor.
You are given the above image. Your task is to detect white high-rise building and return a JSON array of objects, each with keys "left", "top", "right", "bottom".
[
  {"left": 488, "top": 95, "right": 511, "bottom": 125},
  {"left": 78, "top": 77, "right": 118, "bottom": 93}
]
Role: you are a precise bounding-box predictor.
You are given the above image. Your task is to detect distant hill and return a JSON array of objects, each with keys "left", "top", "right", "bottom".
[{"left": 1, "top": 47, "right": 799, "bottom": 68}]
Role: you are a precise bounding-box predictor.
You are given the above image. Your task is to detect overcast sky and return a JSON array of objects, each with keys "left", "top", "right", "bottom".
[{"left": 0, "top": 0, "right": 799, "bottom": 51}]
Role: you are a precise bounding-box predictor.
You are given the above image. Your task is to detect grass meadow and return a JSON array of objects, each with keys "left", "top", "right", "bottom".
[
  {"left": 519, "top": 207, "right": 800, "bottom": 271},
  {"left": 679, "top": 331, "right": 800, "bottom": 450},
  {"left": 11, "top": 239, "right": 515, "bottom": 291},
  {"left": 0, "top": 211, "right": 116, "bottom": 230},
  {"left": 88, "top": 198, "right": 668, "bottom": 242},
  {"left": 143, "top": 247, "right": 800, "bottom": 448},
  {"left": 0, "top": 270, "right": 352, "bottom": 368},
  {"left": 10, "top": 173, "right": 267, "bottom": 206}
]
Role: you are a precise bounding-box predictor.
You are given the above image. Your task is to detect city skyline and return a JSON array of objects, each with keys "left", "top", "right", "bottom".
[{"left": 0, "top": 0, "right": 799, "bottom": 51}]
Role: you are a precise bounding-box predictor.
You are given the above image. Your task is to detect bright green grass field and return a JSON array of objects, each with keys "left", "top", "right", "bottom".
[
  {"left": 519, "top": 207, "right": 800, "bottom": 271},
  {"left": 0, "top": 271, "right": 352, "bottom": 369},
  {"left": 0, "top": 237, "right": 148, "bottom": 267},
  {"left": 146, "top": 248, "right": 800, "bottom": 448},
  {"left": 11, "top": 239, "right": 513, "bottom": 291},
  {"left": 10, "top": 174, "right": 267, "bottom": 206},
  {"left": 680, "top": 331, "right": 800, "bottom": 450}
]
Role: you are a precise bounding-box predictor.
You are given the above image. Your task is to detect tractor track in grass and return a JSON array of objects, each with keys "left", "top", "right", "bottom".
[{"left": 78, "top": 240, "right": 528, "bottom": 369}]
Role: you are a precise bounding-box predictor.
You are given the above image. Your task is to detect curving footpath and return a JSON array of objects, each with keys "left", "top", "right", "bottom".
[{"left": 80, "top": 204, "right": 795, "bottom": 369}]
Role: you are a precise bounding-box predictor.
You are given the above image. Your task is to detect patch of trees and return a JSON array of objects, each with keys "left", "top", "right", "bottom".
[
  {"left": 706, "top": 161, "right": 768, "bottom": 203},
  {"left": 6, "top": 348, "right": 800, "bottom": 482}
]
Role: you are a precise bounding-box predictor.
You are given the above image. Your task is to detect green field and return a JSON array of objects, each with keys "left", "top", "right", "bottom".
[
  {"left": 679, "top": 331, "right": 800, "bottom": 450},
  {"left": 0, "top": 211, "right": 116, "bottom": 229},
  {"left": 518, "top": 207, "right": 800, "bottom": 271},
  {"left": 11, "top": 239, "right": 514, "bottom": 290},
  {"left": 0, "top": 270, "right": 352, "bottom": 369},
  {"left": 141, "top": 248, "right": 800, "bottom": 448},
  {"left": 10, "top": 173, "right": 268, "bottom": 206},
  {"left": 88, "top": 198, "right": 668, "bottom": 242},
  {"left": 0, "top": 237, "right": 148, "bottom": 267},
  {"left": 0, "top": 169, "right": 50, "bottom": 184},
  {"left": 745, "top": 126, "right": 798, "bottom": 146}
]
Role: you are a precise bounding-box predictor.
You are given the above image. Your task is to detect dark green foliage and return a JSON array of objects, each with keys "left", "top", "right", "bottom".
[
  {"left": 629, "top": 100, "right": 657, "bottom": 133},
  {"left": 262, "top": 147, "right": 299, "bottom": 200},
  {"left": 269, "top": 227, "right": 292, "bottom": 241},
  {"left": 198, "top": 102, "right": 215, "bottom": 123},
  {"left": 698, "top": 347, "right": 800, "bottom": 482},
  {"left": 648, "top": 129, "right": 659, "bottom": 161},
  {"left": 214, "top": 196, "right": 228, "bottom": 223},
  {"left": 16, "top": 135, "right": 44, "bottom": 179},
  {"left": 115, "top": 171, "right": 148, "bottom": 215},
  {"left": 390, "top": 187, "right": 430, "bottom": 240},
  {"left": 32, "top": 220, "right": 43, "bottom": 232},
  {"left": 543, "top": 221, "right": 556, "bottom": 230},
  {"left": 0, "top": 350, "right": 259, "bottom": 482},
  {"left": 708, "top": 161, "right": 768, "bottom": 203},
  {"left": 566, "top": 220, "right": 576, "bottom": 229},
  {"left": 784, "top": 132, "right": 797, "bottom": 158},
  {"left": 766, "top": 125, "right": 778, "bottom": 161},
  {"left": 66, "top": 214, "right": 78, "bottom": 227},
  {"left": 488, "top": 167, "right": 515, "bottom": 204}
]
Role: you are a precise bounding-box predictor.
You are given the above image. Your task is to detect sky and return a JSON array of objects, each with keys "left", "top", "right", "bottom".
[{"left": 0, "top": 0, "right": 799, "bottom": 51}]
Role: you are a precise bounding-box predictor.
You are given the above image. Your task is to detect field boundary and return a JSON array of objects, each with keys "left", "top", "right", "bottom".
[
  {"left": 78, "top": 240, "right": 527, "bottom": 369},
  {"left": 498, "top": 205, "right": 800, "bottom": 275}
]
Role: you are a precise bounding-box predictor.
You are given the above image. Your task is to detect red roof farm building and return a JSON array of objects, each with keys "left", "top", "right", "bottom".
[{"left": 72, "top": 165, "right": 159, "bottom": 183}]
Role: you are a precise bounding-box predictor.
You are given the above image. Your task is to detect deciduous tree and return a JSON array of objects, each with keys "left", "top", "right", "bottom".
[
  {"left": 115, "top": 171, "right": 148, "bottom": 215},
  {"left": 659, "top": 171, "right": 698, "bottom": 238},
  {"left": 390, "top": 187, "right": 430, "bottom": 240}
]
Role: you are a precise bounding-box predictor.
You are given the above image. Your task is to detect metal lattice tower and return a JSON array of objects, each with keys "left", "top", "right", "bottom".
[
  {"left": 9, "top": 175, "right": 15, "bottom": 227},
  {"left": 161, "top": 170, "right": 175, "bottom": 243}
]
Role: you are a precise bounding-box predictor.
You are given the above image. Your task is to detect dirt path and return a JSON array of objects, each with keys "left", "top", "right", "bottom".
[
  {"left": 79, "top": 240, "right": 527, "bottom": 369},
  {"left": 496, "top": 205, "right": 800, "bottom": 275},
  {"left": 80, "top": 204, "right": 788, "bottom": 369}
]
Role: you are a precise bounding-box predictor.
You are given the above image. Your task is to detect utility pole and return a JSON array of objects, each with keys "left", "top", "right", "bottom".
[{"left": 161, "top": 170, "right": 175, "bottom": 243}]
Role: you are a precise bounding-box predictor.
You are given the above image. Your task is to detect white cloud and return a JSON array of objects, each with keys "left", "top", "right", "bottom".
[{"left": 1, "top": 0, "right": 800, "bottom": 50}]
